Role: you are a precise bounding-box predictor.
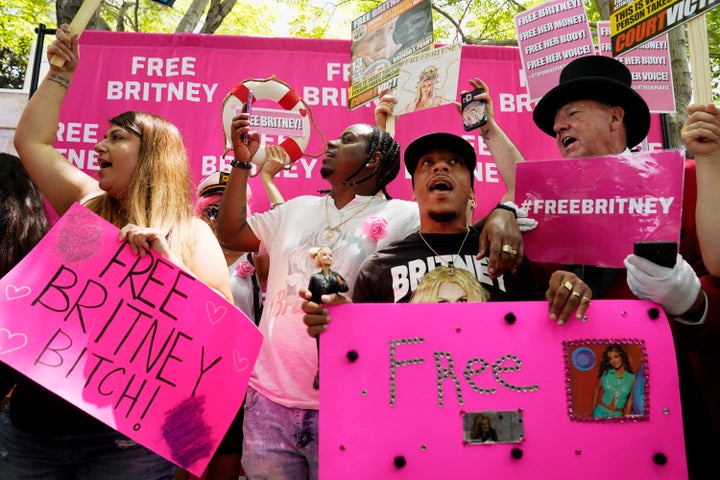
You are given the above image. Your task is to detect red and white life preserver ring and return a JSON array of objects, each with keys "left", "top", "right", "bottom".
[{"left": 222, "top": 77, "right": 310, "bottom": 166}]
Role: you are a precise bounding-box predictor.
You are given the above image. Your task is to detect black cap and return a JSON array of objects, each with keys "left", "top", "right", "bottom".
[{"left": 404, "top": 133, "right": 477, "bottom": 178}]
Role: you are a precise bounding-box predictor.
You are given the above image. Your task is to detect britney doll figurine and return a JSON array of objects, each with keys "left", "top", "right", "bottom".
[
  {"left": 307, "top": 246, "right": 348, "bottom": 390},
  {"left": 307, "top": 246, "right": 349, "bottom": 304}
]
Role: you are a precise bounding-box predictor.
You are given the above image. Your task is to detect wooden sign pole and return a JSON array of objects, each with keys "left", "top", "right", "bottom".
[
  {"left": 686, "top": 14, "right": 712, "bottom": 104},
  {"left": 49, "top": 0, "right": 103, "bottom": 67}
]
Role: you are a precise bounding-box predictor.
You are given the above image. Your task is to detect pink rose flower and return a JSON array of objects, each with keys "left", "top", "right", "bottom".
[
  {"left": 363, "top": 216, "right": 388, "bottom": 242},
  {"left": 235, "top": 260, "right": 255, "bottom": 278}
]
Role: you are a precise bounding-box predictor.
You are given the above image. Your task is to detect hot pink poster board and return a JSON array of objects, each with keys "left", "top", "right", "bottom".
[
  {"left": 515, "top": 0, "right": 595, "bottom": 101},
  {"left": 320, "top": 300, "right": 687, "bottom": 479},
  {"left": 51, "top": 31, "right": 664, "bottom": 222},
  {"left": 0, "top": 204, "right": 263, "bottom": 477},
  {"left": 515, "top": 150, "right": 684, "bottom": 267}
]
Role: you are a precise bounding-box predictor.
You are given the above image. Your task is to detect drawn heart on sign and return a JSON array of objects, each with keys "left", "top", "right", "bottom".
[
  {"left": 233, "top": 350, "right": 250, "bottom": 372},
  {"left": 0, "top": 328, "right": 28, "bottom": 355},
  {"left": 206, "top": 302, "right": 227, "bottom": 325},
  {"left": 5, "top": 284, "right": 31, "bottom": 301}
]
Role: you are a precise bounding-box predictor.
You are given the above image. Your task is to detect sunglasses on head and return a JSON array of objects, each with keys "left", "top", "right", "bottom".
[{"left": 203, "top": 204, "right": 220, "bottom": 221}]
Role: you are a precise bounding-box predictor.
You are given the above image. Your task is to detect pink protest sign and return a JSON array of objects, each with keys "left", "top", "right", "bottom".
[
  {"left": 597, "top": 21, "right": 675, "bottom": 113},
  {"left": 320, "top": 300, "right": 687, "bottom": 478},
  {"left": 515, "top": 150, "right": 684, "bottom": 267},
  {"left": 515, "top": 0, "right": 595, "bottom": 101},
  {"left": 0, "top": 204, "right": 263, "bottom": 477},
  {"left": 245, "top": 107, "right": 306, "bottom": 138}
]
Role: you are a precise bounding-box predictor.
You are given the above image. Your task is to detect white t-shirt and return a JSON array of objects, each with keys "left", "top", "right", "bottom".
[{"left": 247, "top": 194, "right": 419, "bottom": 409}]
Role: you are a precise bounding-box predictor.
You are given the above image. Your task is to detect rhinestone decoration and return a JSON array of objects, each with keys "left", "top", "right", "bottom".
[{"left": 389, "top": 337, "right": 425, "bottom": 407}]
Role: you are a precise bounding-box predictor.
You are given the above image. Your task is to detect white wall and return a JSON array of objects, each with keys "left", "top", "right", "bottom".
[
  {"left": 0, "top": 89, "right": 29, "bottom": 156},
  {"left": 1, "top": 39, "right": 45, "bottom": 156}
]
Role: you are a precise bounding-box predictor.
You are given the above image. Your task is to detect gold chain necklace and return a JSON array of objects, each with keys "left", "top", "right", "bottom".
[
  {"left": 324, "top": 194, "right": 377, "bottom": 240},
  {"left": 417, "top": 228, "right": 471, "bottom": 276}
]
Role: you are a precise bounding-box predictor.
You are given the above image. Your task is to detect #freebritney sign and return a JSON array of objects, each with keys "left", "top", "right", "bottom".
[{"left": 515, "top": 149, "right": 684, "bottom": 267}]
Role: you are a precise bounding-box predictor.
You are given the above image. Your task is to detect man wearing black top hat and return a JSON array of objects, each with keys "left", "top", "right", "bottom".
[
  {"left": 532, "top": 55, "right": 651, "bottom": 159},
  {"left": 532, "top": 54, "right": 720, "bottom": 478}
]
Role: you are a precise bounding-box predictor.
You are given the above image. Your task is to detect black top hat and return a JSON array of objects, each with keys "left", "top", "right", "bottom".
[
  {"left": 404, "top": 133, "right": 477, "bottom": 179},
  {"left": 532, "top": 55, "right": 650, "bottom": 149}
]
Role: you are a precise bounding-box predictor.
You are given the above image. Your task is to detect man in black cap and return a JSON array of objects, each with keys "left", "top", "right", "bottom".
[
  {"left": 350, "top": 132, "right": 548, "bottom": 305},
  {"left": 301, "top": 132, "right": 591, "bottom": 333},
  {"left": 532, "top": 54, "right": 719, "bottom": 478}
]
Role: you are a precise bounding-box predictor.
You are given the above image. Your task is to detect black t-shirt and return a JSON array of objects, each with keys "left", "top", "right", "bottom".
[
  {"left": 353, "top": 229, "right": 543, "bottom": 303},
  {"left": 9, "top": 376, "right": 110, "bottom": 436}
]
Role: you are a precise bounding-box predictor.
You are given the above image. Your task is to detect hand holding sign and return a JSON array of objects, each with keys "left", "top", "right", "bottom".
[
  {"left": 49, "top": 0, "right": 102, "bottom": 68},
  {"left": 374, "top": 88, "right": 397, "bottom": 136},
  {"left": 47, "top": 24, "right": 80, "bottom": 72},
  {"left": 0, "top": 204, "right": 263, "bottom": 476}
]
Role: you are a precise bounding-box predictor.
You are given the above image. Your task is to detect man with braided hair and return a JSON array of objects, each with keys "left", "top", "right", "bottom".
[
  {"left": 217, "top": 106, "right": 522, "bottom": 478},
  {"left": 336, "top": 123, "right": 402, "bottom": 195}
]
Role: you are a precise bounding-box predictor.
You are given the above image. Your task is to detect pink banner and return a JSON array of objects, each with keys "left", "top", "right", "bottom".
[
  {"left": 0, "top": 204, "right": 263, "bottom": 477},
  {"left": 515, "top": 150, "right": 685, "bottom": 267},
  {"left": 515, "top": 0, "right": 596, "bottom": 101},
  {"left": 320, "top": 300, "right": 687, "bottom": 478},
  {"left": 52, "top": 31, "right": 665, "bottom": 223}
]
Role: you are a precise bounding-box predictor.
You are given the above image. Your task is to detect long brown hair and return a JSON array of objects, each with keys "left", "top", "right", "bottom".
[
  {"left": 597, "top": 344, "right": 634, "bottom": 378},
  {"left": 83, "top": 112, "right": 196, "bottom": 266},
  {"left": 0, "top": 153, "right": 50, "bottom": 276}
]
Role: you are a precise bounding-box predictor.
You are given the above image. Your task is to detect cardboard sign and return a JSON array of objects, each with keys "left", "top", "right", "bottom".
[
  {"left": 349, "top": 0, "right": 435, "bottom": 109},
  {"left": 597, "top": 21, "right": 675, "bottom": 113},
  {"left": 319, "top": 300, "right": 687, "bottom": 478},
  {"left": 395, "top": 43, "right": 462, "bottom": 115},
  {"left": 514, "top": 0, "right": 595, "bottom": 101},
  {"left": 0, "top": 204, "right": 263, "bottom": 477},
  {"left": 515, "top": 150, "right": 684, "bottom": 267},
  {"left": 609, "top": 0, "right": 719, "bottom": 55}
]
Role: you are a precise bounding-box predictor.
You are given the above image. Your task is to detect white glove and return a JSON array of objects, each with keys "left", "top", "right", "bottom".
[
  {"left": 503, "top": 201, "right": 538, "bottom": 233},
  {"left": 623, "top": 253, "right": 701, "bottom": 315}
]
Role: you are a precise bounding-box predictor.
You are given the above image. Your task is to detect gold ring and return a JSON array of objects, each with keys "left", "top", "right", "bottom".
[
  {"left": 501, "top": 244, "right": 517, "bottom": 255},
  {"left": 581, "top": 296, "right": 591, "bottom": 304},
  {"left": 563, "top": 281, "right": 573, "bottom": 291},
  {"left": 571, "top": 291, "right": 582, "bottom": 298}
]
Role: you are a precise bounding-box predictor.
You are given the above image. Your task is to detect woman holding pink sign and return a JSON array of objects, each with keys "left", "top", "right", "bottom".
[
  {"left": 9, "top": 24, "right": 232, "bottom": 480},
  {"left": 0, "top": 153, "right": 51, "bottom": 410}
]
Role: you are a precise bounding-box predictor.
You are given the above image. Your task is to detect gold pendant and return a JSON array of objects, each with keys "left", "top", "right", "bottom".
[
  {"left": 448, "top": 263, "right": 455, "bottom": 276},
  {"left": 326, "top": 229, "right": 334, "bottom": 239}
]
